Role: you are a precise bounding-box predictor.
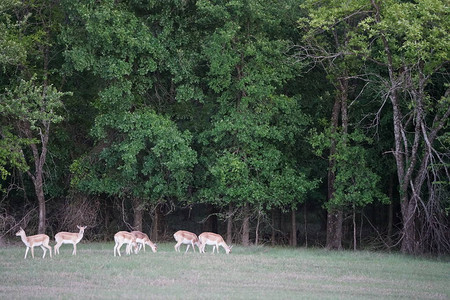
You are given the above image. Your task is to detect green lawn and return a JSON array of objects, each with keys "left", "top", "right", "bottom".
[{"left": 0, "top": 242, "right": 448, "bottom": 299}]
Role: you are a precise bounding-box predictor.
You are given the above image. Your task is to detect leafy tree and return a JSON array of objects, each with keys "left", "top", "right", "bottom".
[
  {"left": 197, "top": 0, "right": 313, "bottom": 245},
  {"left": 299, "top": 0, "right": 368, "bottom": 249},
  {"left": 0, "top": 0, "right": 26, "bottom": 67},
  {"left": 61, "top": 0, "right": 158, "bottom": 227},
  {"left": 62, "top": 0, "right": 198, "bottom": 235},
  {"left": 1, "top": 0, "right": 70, "bottom": 233},
  {"left": 71, "top": 108, "right": 196, "bottom": 234},
  {"left": 364, "top": 0, "right": 450, "bottom": 254},
  {"left": 0, "top": 0, "right": 29, "bottom": 190},
  {"left": 1, "top": 77, "right": 69, "bottom": 233},
  {"left": 0, "top": 130, "right": 29, "bottom": 191},
  {"left": 311, "top": 129, "right": 388, "bottom": 249},
  {"left": 299, "top": 0, "right": 450, "bottom": 253}
]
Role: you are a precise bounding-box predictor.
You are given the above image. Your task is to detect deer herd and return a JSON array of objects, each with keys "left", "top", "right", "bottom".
[{"left": 15, "top": 227, "right": 232, "bottom": 259}]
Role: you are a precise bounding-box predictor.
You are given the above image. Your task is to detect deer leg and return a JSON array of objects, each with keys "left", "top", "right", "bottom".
[
  {"left": 175, "top": 241, "right": 182, "bottom": 252},
  {"left": 114, "top": 242, "right": 118, "bottom": 257},
  {"left": 41, "top": 245, "right": 47, "bottom": 258},
  {"left": 54, "top": 241, "right": 62, "bottom": 255},
  {"left": 46, "top": 243, "right": 52, "bottom": 258},
  {"left": 117, "top": 242, "right": 123, "bottom": 256}
]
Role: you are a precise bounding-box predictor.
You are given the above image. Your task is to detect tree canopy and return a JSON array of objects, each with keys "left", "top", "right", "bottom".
[{"left": 1, "top": 0, "right": 448, "bottom": 255}]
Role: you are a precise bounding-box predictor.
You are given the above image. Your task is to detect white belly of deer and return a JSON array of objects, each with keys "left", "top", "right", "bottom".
[
  {"left": 181, "top": 238, "right": 194, "bottom": 244},
  {"left": 60, "top": 238, "right": 80, "bottom": 244},
  {"left": 26, "top": 240, "right": 44, "bottom": 247},
  {"left": 203, "top": 240, "right": 216, "bottom": 246}
]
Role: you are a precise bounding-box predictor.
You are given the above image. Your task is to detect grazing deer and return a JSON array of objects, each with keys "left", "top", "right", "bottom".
[
  {"left": 54, "top": 225, "right": 87, "bottom": 255},
  {"left": 15, "top": 227, "right": 52, "bottom": 259},
  {"left": 114, "top": 231, "right": 138, "bottom": 257},
  {"left": 130, "top": 231, "right": 157, "bottom": 253},
  {"left": 173, "top": 230, "right": 201, "bottom": 253},
  {"left": 199, "top": 232, "right": 232, "bottom": 254}
]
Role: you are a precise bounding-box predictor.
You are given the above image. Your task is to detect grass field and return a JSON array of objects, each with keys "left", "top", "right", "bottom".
[{"left": 0, "top": 242, "right": 449, "bottom": 299}]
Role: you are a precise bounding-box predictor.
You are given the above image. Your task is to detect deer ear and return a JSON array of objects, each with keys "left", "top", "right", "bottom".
[
  {"left": 230, "top": 245, "right": 233, "bottom": 249},
  {"left": 20, "top": 227, "right": 23, "bottom": 231}
]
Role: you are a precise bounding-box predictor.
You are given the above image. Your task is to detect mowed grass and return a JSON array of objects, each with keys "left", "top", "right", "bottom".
[{"left": 0, "top": 242, "right": 449, "bottom": 299}]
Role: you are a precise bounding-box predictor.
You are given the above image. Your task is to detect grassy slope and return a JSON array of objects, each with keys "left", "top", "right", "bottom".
[{"left": 0, "top": 243, "right": 448, "bottom": 299}]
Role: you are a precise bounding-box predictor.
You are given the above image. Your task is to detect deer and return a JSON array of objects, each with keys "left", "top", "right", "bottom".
[
  {"left": 15, "top": 227, "right": 52, "bottom": 259},
  {"left": 173, "top": 230, "right": 201, "bottom": 253},
  {"left": 114, "top": 231, "right": 138, "bottom": 257},
  {"left": 54, "top": 225, "right": 87, "bottom": 255},
  {"left": 198, "top": 232, "right": 232, "bottom": 254},
  {"left": 130, "top": 231, "right": 157, "bottom": 253}
]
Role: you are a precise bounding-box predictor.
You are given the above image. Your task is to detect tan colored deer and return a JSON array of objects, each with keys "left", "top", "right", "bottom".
[
  {"left": 130, "top": 231, "right": 157, "bottom": 253},
  {"left": 54, "top": 225, "right": 87, "bottom": 255},
  {"left": 15, "top": 227, "right": 52, "bottom": 259},
  {"left": 173, "top": 230, "right": 201, "bottom": 253},
  {"left": 199, "top": 232, "right": 232, "bottom": 254},
  {"left": 114, "top": 231, "right": 138, "bottom": 256}
]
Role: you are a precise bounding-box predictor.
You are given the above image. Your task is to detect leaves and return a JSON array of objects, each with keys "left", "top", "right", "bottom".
[
  {"left": 1, "top": 76, "right": 68, "bottom": 128},
  {"left": 0, "top": 0, "right": 447, "bottom": 251},
  {"left": 71, "top": 108, "right": 196, "bottom": 203}
]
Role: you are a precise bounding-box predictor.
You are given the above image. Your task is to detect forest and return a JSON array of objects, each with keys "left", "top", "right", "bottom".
[{"left": 0, "top": 0, "right": 448, "bottom": 256}]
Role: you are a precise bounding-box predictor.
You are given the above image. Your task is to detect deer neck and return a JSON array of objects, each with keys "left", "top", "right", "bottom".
[
  {"left": 76, "top": 230, "right": 84, "bottom": 243},
  {"left": 19, "top": 233, "right": 29, "bottom": 246}
]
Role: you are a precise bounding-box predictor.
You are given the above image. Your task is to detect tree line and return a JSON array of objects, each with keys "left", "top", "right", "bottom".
[{"left": 0, "top": 0, "right": 448, "bottom": 255}]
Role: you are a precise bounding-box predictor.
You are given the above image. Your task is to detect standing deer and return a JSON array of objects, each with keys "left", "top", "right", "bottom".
[
  {"left": 131, "top": 231, "right": 157, "bottom": 253},
  {"left": 114, "top": 231, "right": 138, "bottom": 257},
  {"left": 199, "top": 232, "right": 232, "bottom": 254},
  {"left": 15, "top": 227, "right": 52, "bottom": 259},
  {"left": 54, "top": 225, "right": 87, "bottom": 255},
  {"left": 173, "top": 230, "right": 201, "bottom": 253}
]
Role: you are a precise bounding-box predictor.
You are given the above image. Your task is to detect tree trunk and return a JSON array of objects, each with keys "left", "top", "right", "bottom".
[
  {"left": 304, "top": 203, "right": 308, "bottom": 248},
  {"left": 370, "top": 0, "right": 420, "bottom": 255},
  {"left": 271, "top": 209, "right": 276, "bottom": 246},
  {"left": 242, "top": 203, "right": 250, "bottom": 246},
  {"left": 291, "top": 208, "right": 297, "bottom": 247},
  {"left": 104, "top": 199, "right": 110, "bottom": 241},
  {"left": 26, "top": 123, "right": 50, "bottom": 234},
  {"left": 151, "top": 204, "right": 159, "bottom": 241},
  {"left": 353, "top": 204, "right": 357, "bottom": 251},
  {"left": 390, "top": 87, "right": 421, "bottom": 254},
  {"left": 400, "top": 195, "right": 417, "bottom": 254},
  {"left": 326, "top": 84, "right": 344, "bottom": 250},
  {"left": 255, "top": 210, "right": 261, "bottom": 246},
  {"left": 36, "top": 174, "right": 46, "bottom": 234},
  {"left": 226, "top": 203, "right": 233, "bottom": 245},
  {"left": 326, "top": 210, "right": 343, "bottom": 250},
  {"left": 387, "top": 175, "right": 394, "bottom": 248},
  {"left": 132, "top": 198, "right": 143, "bottom": 231}
]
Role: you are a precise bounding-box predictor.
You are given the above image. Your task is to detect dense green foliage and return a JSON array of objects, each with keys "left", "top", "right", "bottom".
[{"left": 0, "top": 0, "right": 448, "bottom": 254}]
